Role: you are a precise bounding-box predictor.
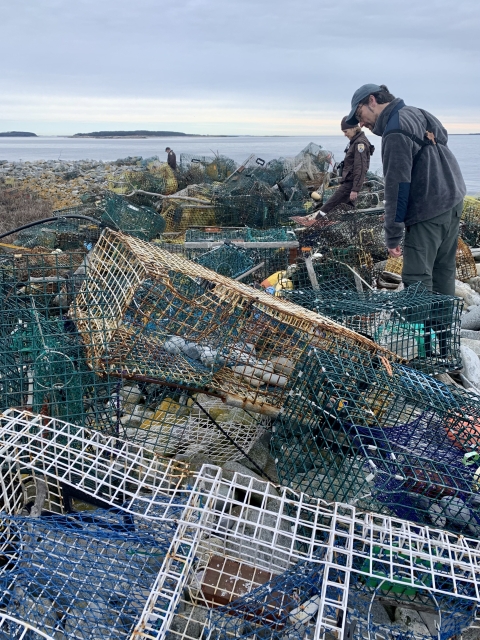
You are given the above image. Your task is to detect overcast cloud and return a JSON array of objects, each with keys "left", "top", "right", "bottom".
[{"left": 0, "top": 0, "right": 479, "bottom": 134}]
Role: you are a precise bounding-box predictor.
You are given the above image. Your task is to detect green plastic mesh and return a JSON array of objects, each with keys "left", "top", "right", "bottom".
[
  {"left": 194, "top": 243, "right": 256, "bottom": 278},
  {"left": 271, "top": 345, "right": 480, "bottom": 537},
  {"left": 99, "top": 192, "right": 166, "bottom": 241},
  {"left": 281, "top": 282, "right": 462, "bottom": 373}
]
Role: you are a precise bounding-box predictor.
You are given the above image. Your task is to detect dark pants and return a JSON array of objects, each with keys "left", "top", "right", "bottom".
[
  {"left": 320, "top": 182, "right": 354, "bottom": 214},
  {"left": 402, "top": 200, "right": 463, "bottom": 296}
]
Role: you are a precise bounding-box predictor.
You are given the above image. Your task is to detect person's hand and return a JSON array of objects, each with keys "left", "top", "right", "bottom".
[
  {"left": 388, "top": 246, "right": 402, "bottom": 258},
  {"left": 350, "top": 191, "right": 358, "bottom": 202}
]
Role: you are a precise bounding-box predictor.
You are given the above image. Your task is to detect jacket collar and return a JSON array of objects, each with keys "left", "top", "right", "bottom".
[
  {"left": 349, "top": 131, "right": 364, "bottom": 145},
  {"left": 372, "top": 98, "right": 405, "bottom": 136}
]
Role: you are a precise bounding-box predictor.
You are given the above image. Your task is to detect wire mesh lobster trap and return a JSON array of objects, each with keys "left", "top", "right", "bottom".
[
  {"left": 461, "top": 196, "right": 480, "bottom": 248},
  {"left": 384, "top": 237, "right": 477, "bottom": 283},
  {"left": 2, "top": 411, "right": 480, "bottom": 640},
  {"left": 271, "top": 344, "right": 480, "bottom": 536},
  {"left": 72, "top": 228, "right": 390, "bottom": 417},
  {"left": 194, "top": 243, "right": 256, "bottom": 279},
  {"left": 99, "top": 192, "right": 166, "bottom": 241},
  {"left": 12, "top": 208, "right": 102, "bottom": 253},
  {"left": 281, "top": 281, "right": 463, "bottom": 373}
]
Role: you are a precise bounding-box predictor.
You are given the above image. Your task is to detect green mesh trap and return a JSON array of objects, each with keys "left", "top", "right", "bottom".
[
  {"left": 194, "top": 243, "right": 256, "bottom": 278},
  {"left": 13, "top": 207, "right": 101, "bottom": 252},
  {"left": 271, "top": 344, "right": 480, "bottom": 537},
  {"left": 281, "top": 282, "right": 462, "bottom": 373},
  {"left": 99, "top": 192, "right": 166, "bottom": 241}
]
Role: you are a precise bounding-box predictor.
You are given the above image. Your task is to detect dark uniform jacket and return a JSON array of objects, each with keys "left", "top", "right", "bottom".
[
  {"left": 372, "top": 97, "right": 465, "bottom": 249},
  {"left": 341, "top": 131, "right": 374, "bottom": 192},
  {"left": 167, "top": 150, "right": 177, "bottom": 170}
]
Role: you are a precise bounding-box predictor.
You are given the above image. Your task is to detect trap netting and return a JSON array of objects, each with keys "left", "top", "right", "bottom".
[
  {"left": 281, "top": 281, "right": 463, "bottom": 373},
  {"left": 184, "top": 227, "right": 297, "bottom": 243},
  {"left": 205, "top": 556, "right": 475, "bottom": 640},
  {"left": 12, "top": 208, "right": 102, "bottom": 253},
  {"left": 177, "top": 154, "right": 237, "bottom": 188},
  {"left": 0, "top": 509, "right": 177, "bottom": 640},
  {"left": 461, "top": 196, "right": 480, "bottom": 247},
  {"left": 271, "top": 344, "right": 480, "bottom": 536},
  {"left": 72, "top": 228, "right": 388, "bottom": 416},
  {"left": 99, "top": 192, "right": 166, "bottom": 241},
  {"left": 2, "top": 412, "right": 480, "bottom": 640},
  {"left": 194, "top": 243, "right": 256, "bottom": 279}
]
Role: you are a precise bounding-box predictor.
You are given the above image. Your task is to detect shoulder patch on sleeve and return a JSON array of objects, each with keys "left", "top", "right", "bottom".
[{"left": 357, "top": 143, "right": 365, "bottom": 153}]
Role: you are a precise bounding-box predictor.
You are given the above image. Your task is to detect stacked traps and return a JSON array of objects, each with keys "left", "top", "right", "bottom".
[
  {"left": 0, "top": 250, "right": 117, "bottom": 430},
  {"left": 0, "top": 248, "right": 267, "bottom": 466},
  {"left": 288, "top": 142, "right": 334, "bottom": 188},
  {"left": 177, "top": 154, "right": 237, "bottom": 187},
  {"left": 72, "top": 228, "right": 389, "bottom": 418},
  {"left": 270, "top": 343, "right": 480, "bottom": 538},
  {"left": 461, "top": 196, "right": 480, "bottom": 247},
  {"left": 1, "top": 412, "right": 480, "bottom": 640},
  {"left": 12, "top": 206, "right": 102, "bottom": 253},
  {"left": 108, "top": 162, "right": 178, "bottom": 198},
  {"left": 159, "top": 184, "right": 216, "bottom": 233},
  {"left": 281, "top": 277, "right": 463, "bottom": 374},
  {"left": 384, "top": 236, "right": 477, "bottom": 284},
  {"left": 99, "top": 192, "right": 166, "bottom": 240}
]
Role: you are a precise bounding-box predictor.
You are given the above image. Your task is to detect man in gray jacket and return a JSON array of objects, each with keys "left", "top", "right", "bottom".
[{"left": 345, "top": 84, "right": 466, "bottom": 295}]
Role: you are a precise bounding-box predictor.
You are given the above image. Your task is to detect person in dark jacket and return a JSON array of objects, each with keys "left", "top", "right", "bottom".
[
  {"left": 291, "top": 117, "right": 373, "bottom": 225},
  {"left": 345, "top": 84, "right": 466, "bottom": 295},
  {"left": 165, "top": 147, "right": 177, "bottom": 170}
]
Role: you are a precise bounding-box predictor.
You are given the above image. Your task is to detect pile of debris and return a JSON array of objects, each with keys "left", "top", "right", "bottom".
[{"left": 0, "top": 143, "right": 480, "bottom": 639}]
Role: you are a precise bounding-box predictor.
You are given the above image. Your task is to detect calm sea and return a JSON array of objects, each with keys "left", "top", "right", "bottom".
[{"left": 0, "top": 134, "right": 478, "bottom": 194}]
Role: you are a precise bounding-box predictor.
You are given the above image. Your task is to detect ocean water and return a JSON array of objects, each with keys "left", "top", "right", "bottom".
[{"left": 0, "top": 134, "right": 478, "bottom": 194}]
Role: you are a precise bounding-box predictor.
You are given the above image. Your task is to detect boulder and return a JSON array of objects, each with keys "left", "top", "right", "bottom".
[
  {"left": 460, "top": 345, "right": 480, "bottom": 389},
  {"left": 461, "top": 329, "right": 480, "bottom": 340},
  {"left": 461, "top": 338, "right": 480, "bottom": 357},
  {"left": 455, "top": 280, "right": 480, "bottom": 307},
  {"left": 461, "top": 305, "right": 480, "bottom": 330}
]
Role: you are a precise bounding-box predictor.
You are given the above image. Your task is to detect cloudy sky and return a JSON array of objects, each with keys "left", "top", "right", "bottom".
[{"left": 0, "top": 0, "right": 479, "bottom": 135}]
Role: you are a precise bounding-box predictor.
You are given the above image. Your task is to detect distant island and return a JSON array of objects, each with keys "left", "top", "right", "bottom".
[
  {"left": 0, "top": 131, "right": 37, "bottom": 137},
  {"left": 73, "top": 130, "right": 204, "bottom": 139}
]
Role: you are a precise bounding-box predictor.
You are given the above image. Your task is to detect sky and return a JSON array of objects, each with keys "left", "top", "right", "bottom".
[{"left": 0, "top": 0, "right": 479, "bottom": 136}]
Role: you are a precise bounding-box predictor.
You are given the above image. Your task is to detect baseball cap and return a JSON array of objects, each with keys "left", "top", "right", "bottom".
[{"left": 346, "top": 84, "right": 382, "bottom": 126}]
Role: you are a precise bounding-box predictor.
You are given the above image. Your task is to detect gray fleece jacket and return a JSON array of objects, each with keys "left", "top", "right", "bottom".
[{"left": 373, "top": 98, "right": 466, "bottom": 249}]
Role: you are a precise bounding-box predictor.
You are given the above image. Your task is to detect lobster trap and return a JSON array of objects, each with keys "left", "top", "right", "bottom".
[
  {"left": 1, "top": 412, "right": 480, "bottom": 640},
  {"left": 99, "top": 192, "right": 166, "bottom": 241},
  {"left": 0, "top": 510, "right": 177, "bottom": 640},
  {"left": 281, "top": 282, "right": 463, "bottom": 373},
  {"left": 194, "top": 243, "right": 256, "bottom": 279},
  {"left": 461, "top": 196, "right": 480, "bottom": 247},
  {"left": 384, "top": 236, "right": 477, "bottom": 283},
  {"left": 271, "top": 344, "right": 480, "bottom": 537},
  {"left": 13, "top": 207, "right": 102, "bottom": 253},
  {"left": 72, "top": 229, "right": 388, "bottom": 417}
]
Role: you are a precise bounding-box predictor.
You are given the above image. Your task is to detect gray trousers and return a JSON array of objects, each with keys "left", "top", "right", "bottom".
[{"left": 402, "top": 200, "right": 463, "bottom": 296}]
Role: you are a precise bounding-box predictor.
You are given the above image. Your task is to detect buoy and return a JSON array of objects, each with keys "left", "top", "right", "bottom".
[{"left": 311, "top": 191, "right": 321, "bottom": 201}]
